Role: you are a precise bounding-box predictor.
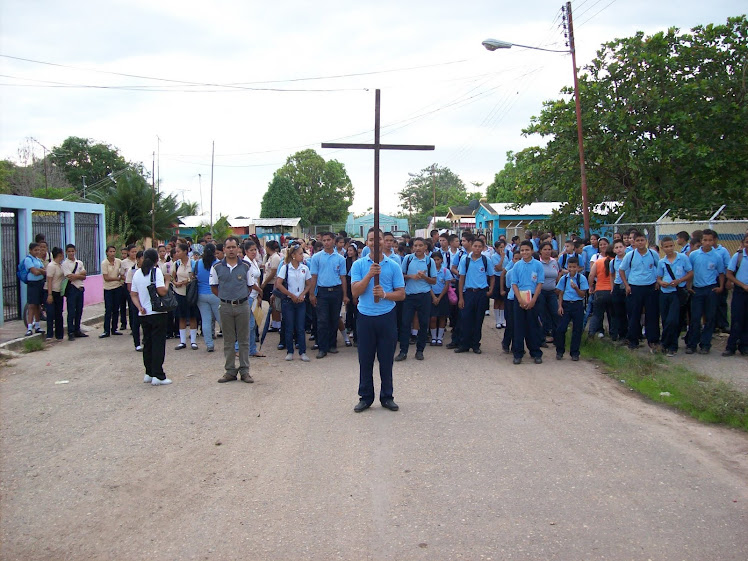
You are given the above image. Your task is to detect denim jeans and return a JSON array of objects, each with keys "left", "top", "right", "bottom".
[
  {"left": 282, "top": 298, "right": 307, "bottom": 355},
  {"left": 197, "top": 292, "right": 221, "bottom": 349},
  {"left": 248, "top": 297, "right": 258, "bottom": 355}
]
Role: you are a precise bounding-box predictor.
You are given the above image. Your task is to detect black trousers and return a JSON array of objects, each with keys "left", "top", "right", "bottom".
[
  {"left": 727, "top": 287, "right": 748, "bottom": 352},
  {"left": 316, "top": 287, "right": 342, "bottom": 352},
  {"left": 65, "top": 286, "right": 84, "bottom": 335},
  {"left": 626, "top": 283, "right": 659, "bottom": 346},
  {"left": 140, "top": 313, "right": 167, "bottom": 379},
  {"left": 458, "top": 289, "right": 488, "bottom": 351},
  {"left": 512, "top": 299, "right": 542, "bottom": 359},
  {"left": 46, "top": 291, "right": 64, "bottom": 340},
  {"left": 357, "top": 309, "right": 397, "bottom": 405},
  {"left": 399, "top": 292, "right": 431, "bottom": 354},
  {"left": 103, "top": 286, "right": 123, "bottom": 334},
  {"left": 129, "top": 299, "right": 141, "bottom": 347},
  {"left": 611, "top": 285, "right": 628, "bottom": 340},
  {"left": 556, "top": 300, "right": 584, "bottom": 357}
]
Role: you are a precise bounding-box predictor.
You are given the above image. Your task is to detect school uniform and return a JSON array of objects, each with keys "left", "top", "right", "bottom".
[
  {"left": 447, "top": 251, "right": 468, "bottom": 347},
  {"left": 130, "top": 267, "right": 169, "bottom": 381},
  {"left": 609, "top": 256, "right": 628, "bottom": 341},
  {"left": 310, "top": 250, "right": 347, "bottom": 354},
  {"left": 588, "top": 257, "right": 614, "bottom": 337},
  {"left": 656, "top": 253, "right": 692, "bottom": 353},
  {"left": 489, "top": 253, "right": 509, "bottom": 301},
  {"left": 399, "top": 253, "right": 436, "bottom": 356},
  {"left": 714, "top": 244, "right": 731, "bottom": 331},
  {"left": 582, "top": 245, "right": 598, "bottom": 273},
  {"left": 45, "top": 260, "right": 65, "bottom": 340},
  {"left": 537, "top": 258, "right": 561, "bottom": 339},
  {"left": 351, "top": 255, "right": 405, "bottom": 407},
  {"left": 687, "top": 248, "right": 726, "bottom": 352},
  {"left": 119, "top": 258, "right": 134, "bottom": 330},
  {"left": 23, "top": 254, "right": 45, "bottom": 309},
  {"left": 502, "top": 265, "right": 516, "bottom": 352},
  {"left": 510, "top": 258, "right": 545, "bottom": 360},
  {"left": 430, "top": 265, "right": 453, "bottom": 318},
  {"left": 101, "top": 257, "right": 123, "bottom": 335},
  {"left": 277, "top": 262, "right": 311, "bottom": 356},
  {"left": 125, "top": 265, "right": 142, "bottom": 348},
  {"left": 620, "top": 248, "right": 660, "bottom": 348},
  {"left": 555, "top": 272, "right": 589, "bottom": 358},
  {"left": 61, "top": 257, "right": 86, "bottom": 336},
  {"left": 726, "top": 249, "right": 748, "bottom": 354},
  {"left": 456, "top": 254, "right": 493, "bottom": 352}
]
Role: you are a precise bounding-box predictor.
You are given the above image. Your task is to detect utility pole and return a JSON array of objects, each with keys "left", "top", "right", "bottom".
[
  {"left": 431, "top": 164, "right": 437, "bottom": 230},
  {"left": 198, "top": 173, "right": 203, "bottom": 215},
  {"left": 82, "top": 176, "right": 87, "bottom": 199},
  {"left": 209, "top": 141, "right": 215, "bottom": 235},
  {"left": 151, "top": 151, "right": 156, "bottom": 244},
  {"left": 156, "top": 135, "right": 161, "bottom": 194}
]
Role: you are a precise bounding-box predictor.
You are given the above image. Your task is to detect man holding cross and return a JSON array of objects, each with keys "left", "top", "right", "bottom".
[{"left": 350, "top": 228, "right": 405, "bottom": 413}]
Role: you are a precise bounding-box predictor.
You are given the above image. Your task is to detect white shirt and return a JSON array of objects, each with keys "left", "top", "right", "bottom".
[
  {"left": 130, "top": 267, "right": 166, "bottom": 315},
  {"left": 243, "top": 256, "right": 262, "bottom": 299},
  {"left": 277, "top": 262, "right": 312, "bottom": 297}
]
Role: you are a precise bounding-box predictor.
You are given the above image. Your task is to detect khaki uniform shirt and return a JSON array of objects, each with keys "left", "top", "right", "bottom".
[
  {"left": 61, "top": 258, "right": 86, "bottom": 290},
  {"left": 101, "top": 258, "right": 124, "bottom": 290}
]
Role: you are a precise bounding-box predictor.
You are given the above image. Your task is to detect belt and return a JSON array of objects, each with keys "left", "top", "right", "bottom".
[
  {"left": 318, "top": 286, "right": 342, "bottom": 291},
  {"left": 465, "top": 287, "right": 487, "bottom": 292},
  {"left": 220, "top": 297, "right": 248, "bottom": 305}
]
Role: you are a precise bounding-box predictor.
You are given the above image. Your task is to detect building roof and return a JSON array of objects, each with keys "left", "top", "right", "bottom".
[
  {"left": 253, "top": 217, "right": 301, "bottom": 227},
  {"left": 481, "top": 202, "right": 564, "bottom": 217},
  {"left": 229, "top": 217, "right": 253, "bottom": 228},
  {"left": 178, "top": 215, "right": 211, "bottom": 228},
  {"left": 447, "top": 205, "right": 476, "bottom": 218}
]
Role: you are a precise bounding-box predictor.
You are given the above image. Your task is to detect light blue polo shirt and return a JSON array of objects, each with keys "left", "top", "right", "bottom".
[
  {"left": 490, "top": 253, "right": 509, "bottom": 279},
  {"left": 24, "top": 255, "right": 45, "bottom": 282},
  {"left": 458, "top": 254, "right": 492, "bottom": 290},
  {"left": 505, "top": 267, "right": 515, "bottom": 301},
  {"left": 625, "top": 245, "right": 634, "bottom": 253},
  {"left": 656, "top": 253, "right": 692, "bottom": 293},
  {"left": 510, "top": 258, "right": 545, "bottom": 292},
  {"left": 556, "top": 272, "right": 589, "bottom": 302},
  {"left": 714, "top": 245, "right": 731, "bottom": 269},
  {"left": 582, "top": 245, "right": 597, "bottom": 272},
  {"left": 680, "top": 243, "right": 690, "bottom": 254},
  {"left": 689, "top": 248, "right": 726, "bottom": 287},
  {"left": 610, "top": 256, "right": 624, "bottom": 285},
  {"left": 361, "top": 246, "right": 401, "bottom": 265},
  {"left": 310, "top": 250, "right": 346, "bottom": 287},
  {"left": 432, "top": 265, "right": 453, "bottom": 295},
  {"left": 402, "top": 253, "right": 436, "bottom": 295},
  {"left": 350, "top": 255, "right": 405, "bottom": 316},
  {"left": 620, "top": 248, "right": 659, "bottom": 286},
  {"left": 728, "top": 250, "right": 748, "bottom": 285}
]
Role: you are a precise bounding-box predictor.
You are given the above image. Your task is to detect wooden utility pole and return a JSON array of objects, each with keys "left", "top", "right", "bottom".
[
  {"left": 151, "top": 151, "right": 156, "bottom": 244},
  {"left": 210, "top": 141, "right": 215, "bottom": 235}
]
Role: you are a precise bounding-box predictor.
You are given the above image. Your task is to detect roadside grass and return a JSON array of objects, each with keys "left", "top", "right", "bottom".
[
  {"left": 22, "top": 338, "right": 45, "bottom": 353},
  {"left": 581, "top": 337, "right": 748, "bottom": 431}
]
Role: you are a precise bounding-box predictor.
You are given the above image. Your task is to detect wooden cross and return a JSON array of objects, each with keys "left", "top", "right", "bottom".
[{"left": 322, "top": 89, "right": 435, "bottom": 297}]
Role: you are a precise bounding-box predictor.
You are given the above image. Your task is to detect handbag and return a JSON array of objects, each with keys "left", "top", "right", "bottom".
[
  {"left": 148, "top": 268, "right": 178, "bottom": 312},
  {"left": 186, "top": 277, "right": 199, "bottom": 307},
  {"left": 447, "top": 284, "right": 458, "bottom": 305}
]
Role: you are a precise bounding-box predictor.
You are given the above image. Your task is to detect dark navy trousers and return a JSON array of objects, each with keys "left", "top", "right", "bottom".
[
  {"left": 316, "top": 286, "right": 342, "bottom": 353},
  {"left": 688, "top": 285, "right": 718, "bottom": 350},
  {"left": 357, "top": 309, "right": 397, "bottom": 405},
  {"left": 555, "top": 300, "right": 584, "bottom": 357},
  {"left": 512, "top": 299, "right": 543, "bottom": 359},
  {"left": 458, "top": 289, "right": 488, "bottom": 351},
  {"left": 399, "top": 292, "right": 431, "bottom": 354},
  {"left": 626, "top": 283, "right": 660, "bottom": 346},
  {"left": 727, "top": 287, "right": 748, "bottom": 352},
  {"left": 659, "top": 291, "right": 681, "bottom": 352}
]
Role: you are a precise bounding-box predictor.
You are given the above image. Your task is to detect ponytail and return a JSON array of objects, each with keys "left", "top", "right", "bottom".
[
  {"left": 142, "top": 248, "right": 159, "bottom": 275},
  {"left": 603, "top": 247, "right": 614, "bottom": 277}
]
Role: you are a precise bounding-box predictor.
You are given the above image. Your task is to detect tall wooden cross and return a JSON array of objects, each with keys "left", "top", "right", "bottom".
[{"left": 322, "top": 89, "right": 435, "bottom": 296}]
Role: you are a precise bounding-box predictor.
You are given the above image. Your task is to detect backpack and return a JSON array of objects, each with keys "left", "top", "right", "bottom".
[
  {"left": 16, "top": 255, "right": 32, "bottom": 284},
  {"left": 404, "top": 254, "right": 433, "bottom": 278},
  {"left": 464, "top": 255, "right": 489, "bottom": 276}
]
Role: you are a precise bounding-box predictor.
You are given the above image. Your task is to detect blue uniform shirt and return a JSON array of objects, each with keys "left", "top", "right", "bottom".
[
  {"left": 680, "top": 243, "right": 690, "bottom": 254},
  {"left": 620, "top": 248, "right": 659, "bottom": 286},
  {"left": 310, "top": 250, "right": 346, "bottom": 287},
  {"left": 556, "top": 272, "right": 589, "bottom": 302},
  {"left": 656, "top": 253, "right": 692, "bottom": 293},
  {"left": 689, "top": 248, "right": 726, "bottom": 287},
  {"left": 458, "top": 254, "right": 492, "bottom": 290},
  {"left": 431, "top": 265, "right": 453, "bottom": 295},
  {"left": 728, "top": 249, "right": 748, "bottom": 285},
  {"left": 505, "top": 267, "right": 516, "bottom": 300},
  {"left": 24, "top": 255, "right": 45, "bottom": 282},
  {"left": 610, "top": 256, "right": 624, "bottom": 285},
  {"left": 350, "top": 255, "right": 405, "bottom": 316},
  {"left": 401, "top": 253, "right": 436, "bottom": 295},
  {"left": 490, "top": 253, "right": 509, "bottom": 279},
  {"left": 714, "top": 245, "right": 731, "bottom": 270},
  {"left": 582, "top": 245, "right": 597, "bottom": 272},
  {"left": 510, "top": 258, "right": 545, "bottom": 292}
]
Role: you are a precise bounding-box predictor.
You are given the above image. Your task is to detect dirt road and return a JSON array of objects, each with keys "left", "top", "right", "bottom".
[{"left": 1, "top": 325, "right": 747, "bottom": 560}]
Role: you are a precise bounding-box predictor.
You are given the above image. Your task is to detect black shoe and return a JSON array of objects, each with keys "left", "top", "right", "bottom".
[
  {"left": 354, "top": 400, "right": 371, "bottom": 413},
  {"left": 175, "top": 343, "right": 187, "bottom": 350},
  {"left": 571, "top": 355, "right": 580, "bottom": 361},
  {"left": 99, "top": 332, "right": 110, "bottom": 339},
  {"left": 312, "top": 343, "right": 319, "bottom": 350},
  {"left": 68, "top": 334, "right": 75, "bottom": 341},
  {"left": 328, "top": 347, "right": 339, "bottom": 354},
  {"left": 316, "top": 351, "right": 327, "bottom": 359},
  {"left": 513, "top": 357, "right": 522, "bottom": 365},
  {"left": 112, "top": 331, "right": 123, "bottom": 336},
  {"left": 502, "top": 346, "right": 511, "bottom": 354},
  {"left": 74, "top": 331, "right": 88, "bottom": 338},
  {"left": 217, "top": 331, "right": 223, "bottom": 338},
  {"left": 556, "top": 353, "right": 563, "bottom": 360},
  {"left": 534, "top": 357, "right": 543, "bottom": 364},
  {"left": 394, "top": 353, "right": 407, "bottom": 362},
  {"left": 446, "top": 342, "right": 458, "bottom": 349},
  {"left": 381, "top": 399, "right": 399, "bottom": 411},
  {"left": 721, "top": 350, "right": 735, "bottom": 357},
  {"left": 277, "top": 343, "right": 285, "bottom": 350},
  {"left": 698, "top": 348, "right": 710, "bottom": 355},
  {"left": 166, "top": 334, "right": 173, "bottom": 339},
  {"left": 309, "top": 334, "right": 316, "bottom": 341},
  {"left": 685, "top": 347, "right": 695, "bottom": 354},
  {"left": 472, "top": 348, "right": 482, "bottom": 354},
  {"left": 268, "top": 327, "right": 280, "bottom": 333},
  {"left": 415, "top": 351, "right": 424, "bottom": 360},
  {"left": 120, "top": 325, "right": 127, "bottom": 331},
  {"left": 539, "top": 342, "right": 549, "bottom": 348},
  {"left": 409, "top": 336, "right": 417, "bottom": 344},
  {"left": 454, "top": 347, "right": 470, "bottom": 353},
  {"left": 345, "top": 340, "right": 353, "bottom": 347}
]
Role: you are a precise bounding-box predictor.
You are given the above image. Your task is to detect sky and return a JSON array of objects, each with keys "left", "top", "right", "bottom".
[{"left": 1, "top": 0, "right": 744, "bottom": 224}]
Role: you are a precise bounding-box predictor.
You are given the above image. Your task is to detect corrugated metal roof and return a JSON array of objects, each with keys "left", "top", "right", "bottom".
[{"left": 253, "top": 217, "right": 301, "bottom": 227}]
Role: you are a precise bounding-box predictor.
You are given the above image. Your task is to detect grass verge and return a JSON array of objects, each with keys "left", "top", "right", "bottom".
[
  {"left": 22, "top": 338, "right": 45, "bottom": 353},
  {"left": 581, "top": 337, "right": 748, "bottom": 431}
]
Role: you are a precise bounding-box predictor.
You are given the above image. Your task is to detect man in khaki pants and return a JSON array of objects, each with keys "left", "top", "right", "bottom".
[{"left": 210, "top": 237, "right": 253, "bottom": 383}]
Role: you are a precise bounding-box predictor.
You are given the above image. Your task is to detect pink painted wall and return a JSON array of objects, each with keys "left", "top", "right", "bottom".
[{"left": 83, "top": 274, "right": 104, "bottom": 306}]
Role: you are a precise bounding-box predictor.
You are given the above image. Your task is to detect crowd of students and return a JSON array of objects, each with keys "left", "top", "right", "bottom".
[{"left": 18, "top": 224, "right": 748, "bottom": 391}]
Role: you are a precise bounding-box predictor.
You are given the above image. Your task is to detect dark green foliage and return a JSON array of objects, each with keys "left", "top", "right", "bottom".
[
  {"left": 50, "top": 136, "right": 129, "bottom": 192},
  {"left": 260, "top": 175, "right": 303, "bottom": 218}
]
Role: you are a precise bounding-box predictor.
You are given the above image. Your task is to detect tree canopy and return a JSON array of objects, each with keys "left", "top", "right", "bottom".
[
  {"left": 398, "top": 164, "right": 481, "bottom": 228},
  {"left": 496, "top": 16, "right": 748, "bottom": 225},
  {"left": 275, "top": 149, "right": 354, "bottom": 226},
  {"left": 50, "top": 136, "right": 130, "bottom": 193},
  {"left": 260, "top": 174, "right": 303, "bottom": 218}
]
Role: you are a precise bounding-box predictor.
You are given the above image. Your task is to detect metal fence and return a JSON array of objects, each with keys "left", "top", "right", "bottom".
[
  {"left": 74, "top": 212, "right": 101, "bottom": 274},
  {"left": 305, "top": 224, "right": 348, "bottom": 238},
  {"left": 1, "top": 211, "right": 21, "bottom": 321},
  {"left": 32, "top": 211, "right": 67, "bottom": 253}
]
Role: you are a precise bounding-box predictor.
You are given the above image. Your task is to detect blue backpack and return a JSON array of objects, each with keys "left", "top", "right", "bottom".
[{"left": 16, "top": 255, "right": 31, "bottom": 284}]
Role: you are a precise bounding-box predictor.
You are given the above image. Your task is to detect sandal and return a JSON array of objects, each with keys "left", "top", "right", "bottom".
[
  {"left": 436, "top": 339, "right": 443, "bottom": 346},
  {"left": 430, "top": 339, "right": 437, "bottom": 346},
  {"left": 250, "top": 353, "right": 266, "bottom": 358}
]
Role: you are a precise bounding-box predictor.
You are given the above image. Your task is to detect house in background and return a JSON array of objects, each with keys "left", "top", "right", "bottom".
[
  {"left": 474, "top": 202, "right": 563, "bottom": 243},
  {"left": 446, "top": 204, "right": 479, "bottom": 232},
  {"left": 254, "top": 218, "right": 303, "bottom": 241},
  {"left": 345, "top": 213, "right": 409, "bottom": 239}
]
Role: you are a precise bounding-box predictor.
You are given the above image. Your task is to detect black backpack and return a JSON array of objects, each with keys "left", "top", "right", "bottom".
[{"left": 404, "top": 254, "right": 433, "bottom": 278}]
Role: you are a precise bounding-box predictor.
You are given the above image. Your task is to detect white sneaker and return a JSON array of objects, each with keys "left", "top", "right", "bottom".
[
  {"left": 151, "top": 377, "right": 172, "bottom": 386},
  {"left": 484, "top": 310, "right": 490, "bottom": 316},
  {"left": 143, "top": 374, "right": 153, "bottom": 383},
  {"left": 597, "top": 332, "right": 604, "bottom": 339},
  {"left": 285, "top": 353, "right": 294, "bottom": 361},
  {"left": 496, "top": 323, "right": 501, "bottom": 329},
  {"left": 300, "top": 353, "right": 311, "bottom": 362},
  {"left": 135, "top": 345, "right": 143, "bottom": 352}
]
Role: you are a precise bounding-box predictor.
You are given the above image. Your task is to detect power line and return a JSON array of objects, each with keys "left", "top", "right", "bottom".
[{"left": 576, "top": 0, "right": 619, "bottom": 27}]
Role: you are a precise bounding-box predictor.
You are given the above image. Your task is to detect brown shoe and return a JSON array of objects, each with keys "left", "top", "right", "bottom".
[
  {"left": 240, "top": 372, "right": 254, "bottom": 383},
  {"left": 218, "top": 373, "right": 237, "bottom": 383}
]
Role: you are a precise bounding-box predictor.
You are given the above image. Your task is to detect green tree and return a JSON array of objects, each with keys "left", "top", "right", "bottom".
[
  {"left": 275, "top": 149, "right": 354, "bottom": 226},
  {"left": 260, "top": 174, "right": 303, "bottom": 218},
  {"left": 49, "top": 136, "right": 129, "bottom": 193},
  {"left": 398, "top": 164, "right": 475, "bottom": 228},
  {"left": 504, "top": 16, "right": 748, "bottom": 223}
]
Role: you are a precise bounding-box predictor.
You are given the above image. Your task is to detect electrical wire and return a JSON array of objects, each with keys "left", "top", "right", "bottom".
[{"left": 576, "top": 0, "right": 619, "bottom": 27}]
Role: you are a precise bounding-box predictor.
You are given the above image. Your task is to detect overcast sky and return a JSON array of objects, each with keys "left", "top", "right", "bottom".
[{"left": 1, "top": 0, "right": 744, "bottom": 222}]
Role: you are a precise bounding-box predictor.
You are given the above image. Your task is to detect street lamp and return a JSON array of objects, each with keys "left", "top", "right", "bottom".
[{"left": 482, "top": 1, "right": 591, "bottom": 238}]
